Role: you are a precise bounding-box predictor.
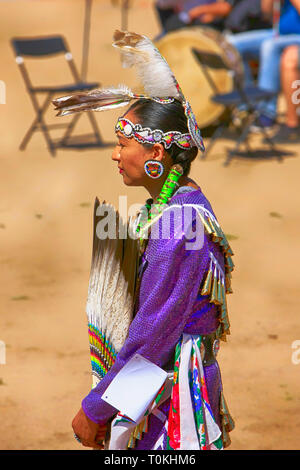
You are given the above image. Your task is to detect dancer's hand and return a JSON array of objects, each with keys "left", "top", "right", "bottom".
[
  {"left": 72, "top": 407, "right": 107, "bottom": 449},
  {"left": 95, "top": 425, "right": 108, "bottom": 449}
]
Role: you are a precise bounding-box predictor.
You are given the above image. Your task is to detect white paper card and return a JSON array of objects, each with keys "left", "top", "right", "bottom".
[{"left": 101, "top": 354, "right": 168, "bottom": 423}]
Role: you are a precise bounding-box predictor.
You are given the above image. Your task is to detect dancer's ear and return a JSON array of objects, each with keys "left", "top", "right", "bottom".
[{"left": 148, "top": 143, "right": 165, "bottom": 162}]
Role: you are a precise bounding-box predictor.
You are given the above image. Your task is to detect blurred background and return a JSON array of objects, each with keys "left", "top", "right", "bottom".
[{"left": 0, "top": 0, "right": 299, "bottom": 450}]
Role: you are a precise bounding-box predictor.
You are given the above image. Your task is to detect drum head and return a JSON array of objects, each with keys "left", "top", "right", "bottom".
[{"left": 155, "top": 27, "right": 238, "bottom": 129}]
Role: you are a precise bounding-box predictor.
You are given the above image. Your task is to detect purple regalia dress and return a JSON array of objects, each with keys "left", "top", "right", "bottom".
[{"left": 82, "top": 186, "right": 234, "bottom": 450}]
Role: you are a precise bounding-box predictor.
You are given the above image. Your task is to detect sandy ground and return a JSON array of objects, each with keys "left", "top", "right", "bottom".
[{"left": 0, "top": 0, "right": 300, "bottom": 451}]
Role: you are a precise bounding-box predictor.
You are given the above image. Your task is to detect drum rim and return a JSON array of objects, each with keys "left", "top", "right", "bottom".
[{"left": 155, "top": 27, "right": 241, "bottom": 129}]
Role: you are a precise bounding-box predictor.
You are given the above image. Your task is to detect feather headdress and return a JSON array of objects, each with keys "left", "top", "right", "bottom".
[
  {"left": 86, "top": 198, "right": 139, "bottom": 387},
  {"left": 52, "top": 30, "right": 204, "bottom": 151},
  {"left": 112, "top": 30, "right": 182, "bottom": 100}
]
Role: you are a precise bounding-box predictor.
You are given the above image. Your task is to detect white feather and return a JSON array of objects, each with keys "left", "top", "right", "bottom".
[
  {"left": 113, "top": 33, "right": 182, "bottom": 99},
  {"left": 88, "top": 84, "right": 134, "bottom": 97},
  {"left": 86, "top": 200, "right": 139, "bottom": 383}
]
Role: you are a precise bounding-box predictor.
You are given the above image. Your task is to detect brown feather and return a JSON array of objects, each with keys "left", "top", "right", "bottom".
[
  {"left": 53, "top": 86, "right": 134, "bottom": 116},
  {"left": 113, "top": 30, "right": 143, "bottom": 47},
  {"left": 52, "top": 91, "right": 103, "bottom": 110}
]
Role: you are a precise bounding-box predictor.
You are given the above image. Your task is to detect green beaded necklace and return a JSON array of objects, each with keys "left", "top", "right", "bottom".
[{"left": 136, "top": 163, "right": 184, "bottom": 237}]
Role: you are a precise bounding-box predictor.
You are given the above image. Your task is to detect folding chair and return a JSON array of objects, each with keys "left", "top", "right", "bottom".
[
  {"left": 191, "top": 47, "right": 283, "bottom": 166},
  {"left": 11, "top": 35, "right": 110, "bottom": 157}
]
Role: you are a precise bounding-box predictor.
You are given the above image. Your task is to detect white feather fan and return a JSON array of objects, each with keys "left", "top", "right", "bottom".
[{"left": 86, "top": 198, "right": 139, "bottom": 388}]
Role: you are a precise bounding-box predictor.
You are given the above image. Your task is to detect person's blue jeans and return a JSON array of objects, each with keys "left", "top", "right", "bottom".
[{"left": 226, "top": 29, "right": 300, "bottom": 119}]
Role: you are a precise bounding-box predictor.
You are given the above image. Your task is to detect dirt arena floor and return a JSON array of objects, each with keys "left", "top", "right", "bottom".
[{"left": 0, "top": 0, "right": 300, "bottom": 451}]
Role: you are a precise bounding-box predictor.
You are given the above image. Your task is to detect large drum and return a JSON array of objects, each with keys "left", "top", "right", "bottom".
[{"left": 155, "top": 27, "right": 243, "bottom": 129}]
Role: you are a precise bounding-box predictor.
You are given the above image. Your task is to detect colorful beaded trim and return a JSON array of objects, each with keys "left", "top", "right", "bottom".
[
  {"left": 115, "top": 117, "right": 194, "bottom": 150},
  {"left": 144, "top": 160, "right": 164, "bottom": 179},
  {"left": 88, "top": 324, "right": 117, "bottom": 380},
  {"left": 184, "top": 101, "right": 205, "bottom": 152}
]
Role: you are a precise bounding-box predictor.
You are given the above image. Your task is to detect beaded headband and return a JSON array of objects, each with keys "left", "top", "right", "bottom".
[{"left": 115, "top": 117, "right": 194, "bottom": 150}]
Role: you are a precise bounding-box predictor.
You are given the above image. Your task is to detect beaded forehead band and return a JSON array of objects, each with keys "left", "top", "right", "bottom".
[
  {"left": 53, "top": 30, "right": 205, "bottom": 153},
  {"left": 115, "top": 117, "right": 194, "bottom": 150}
]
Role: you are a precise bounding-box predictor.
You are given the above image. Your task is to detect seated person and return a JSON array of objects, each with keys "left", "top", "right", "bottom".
[
  {"left": 156, "top": 0, "right": 271, "bottom": 33},
  {"left": 227, "top": 0, "right": 300, "bottom": 128},
  {"left": 157, "top": 0, "right": 270, "bottom": 34},
  {"left": 271, "top": 45, "right": 300, "bottom": 141},
  {"left": 162, "top": 0, "right": 233, "bottom": 33}
]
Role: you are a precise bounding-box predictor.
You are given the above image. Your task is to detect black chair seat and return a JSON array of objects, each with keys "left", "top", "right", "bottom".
[
  {"left": 212, "top": 87, "right": 277, "bottom": 106},
  {"left": 30, "top": 81, "right": 99, "bottom": 93},
  {"left": 190, "top": 46, "right": 285, "bottom": 165},
  {"left": 11, "top": 34, "right": 107, "bottom": 156}
]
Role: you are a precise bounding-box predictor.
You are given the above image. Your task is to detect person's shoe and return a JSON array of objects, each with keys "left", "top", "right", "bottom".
[
  {"left": 232, "top": 109, "right": 248, "bottom": 127},
  {"left": 266, "top": 124, "right": 300, "bottom": 143},
  {"left": 250, "top": 114, "right": 276, "bottom": 132}
]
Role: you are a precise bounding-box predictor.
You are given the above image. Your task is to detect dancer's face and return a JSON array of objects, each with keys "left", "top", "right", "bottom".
[{"left": 112, "top": 110, "right": 166, "bottom": 187}]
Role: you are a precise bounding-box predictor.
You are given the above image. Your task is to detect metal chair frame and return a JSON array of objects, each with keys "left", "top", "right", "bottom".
[
  {"left": 192, "top": 47, "right": 282, "bottom": 166},
  {"left": 11, "top": 35, "right": 108, "bottom": 157}
]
